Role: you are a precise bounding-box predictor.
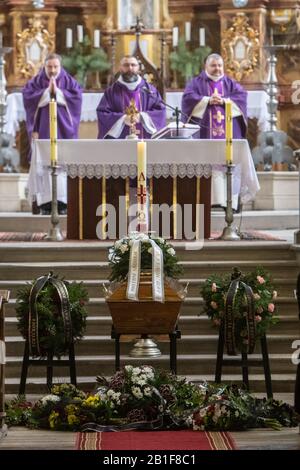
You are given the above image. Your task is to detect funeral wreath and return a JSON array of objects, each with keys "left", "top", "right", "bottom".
[
  {"left": 201, "top": 266, "right": 279, "bottom": 353},
  {"left": 108, "top": 232, "right": 183, "bottom": 283},
  {"left": 16, "top": 273, "right": 88, "bottom": 358}
]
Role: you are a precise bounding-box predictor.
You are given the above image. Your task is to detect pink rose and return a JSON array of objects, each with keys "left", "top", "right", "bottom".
[
  {"left": 210, "top": 301, "right": 218, "bottom": 309},
  {"left": 272, "top": 290, "right": 277, "bottom": 299},
  {"left": 255, "top": 315, "right": 262, "bottom": 322},
  {"left": 211, "top": 282, "right": 217, "bottom": 292},
  {"left": 257, "top": 276, "right": 265, "bottom": 284},
  {"left": 268, "top": 303, "right": 275, "bottom": 313}
]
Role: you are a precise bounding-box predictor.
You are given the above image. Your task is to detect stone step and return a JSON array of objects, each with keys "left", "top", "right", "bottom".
[
  {"left": 0, "top": 259, "right": 298, "bottom": 281},
  {"left": 4, "top": 353, "right": 298, "bottom": 380},
  {"left": 4, "top": 372, "right": 296, "bottom": 394},
  {"left": 5, "top": 333, "right": 299, "bottom": 357},
  {"left": 4, "top": 295, "right": 298, "bottom": 318},
  {"left": 5, "top": 313, "right": 299, "bottom": 337},
  {"left": 0, "top": 240, "right": 295, "bottom": 263},
  {"left": 0, "top": 276, "right": 296, "bottom": 298},
  {"left": 0, "top": 210, "right": 297, "bottom": 233}
]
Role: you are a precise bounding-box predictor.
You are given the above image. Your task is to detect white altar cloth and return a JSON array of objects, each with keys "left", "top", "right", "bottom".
[
  {"left": 5, "top": 90, "right": 269, "bottom": 137},
  {"left": 28, "top": 139, "right": 259, "bottom": 207}
]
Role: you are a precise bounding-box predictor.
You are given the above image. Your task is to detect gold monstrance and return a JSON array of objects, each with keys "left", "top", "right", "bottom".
[{"left": 125, "top": 98, "right": 140, "bottom": 140}]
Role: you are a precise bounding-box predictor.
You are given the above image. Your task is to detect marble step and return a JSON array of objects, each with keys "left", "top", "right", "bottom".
[
  {"left": 0, "top": 240, "right": 295, "bottom": 262},
  {"left": 0, "top": 259, "right": 298, "bottom": 280},
  {"left": 5, "top": 313, "right": 299, "bottom": 336},
  {"left": 0, "top": 276, "right": 296, "bottom": 298},
  {"left": 5, "top": 333, "right": 299, "bottom": 357},
  {"left": 0, "top": 210, "right": 297, "bottom": 233},
  {"left": 4, "top": 295, "right": 299, "bottom": 318},
  {"left": 4, "top": 353, "right": 298, "bottom": 379},
  {"left": 4, "top": 372, "right": 297, "bottom": 394}
]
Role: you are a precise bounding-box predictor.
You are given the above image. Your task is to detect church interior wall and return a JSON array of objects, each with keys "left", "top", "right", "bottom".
[{"left": 0, "top": 1, "right": 300, "bottom": 153}]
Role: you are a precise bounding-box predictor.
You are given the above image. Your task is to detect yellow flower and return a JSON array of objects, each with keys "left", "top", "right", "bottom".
[
  {"left": 49, "top": 411, "right": 60, "bottom": 429},
  {"left": 65, "top": 404, "right": 78, "bottom": 414},
  {"left": 67, "top": 414, "right": 80, "bottom": 426},
  {"left": 83, "top": 395, "right": 102, "bottom": 408}
]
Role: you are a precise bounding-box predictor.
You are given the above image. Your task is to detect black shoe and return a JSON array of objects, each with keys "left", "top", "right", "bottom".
[
  {"left": 39, "top": 202, "right": 51, "bottom": 215},
  {"left": 58, "top": 201, "right": 67, "bottom": 215}
]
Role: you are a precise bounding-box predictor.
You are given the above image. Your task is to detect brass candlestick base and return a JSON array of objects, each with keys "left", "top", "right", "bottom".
[
  {"left": 220, "top": 226, "right": 241, "bottom": 241},
  {"left": 219, "top": 163, "right": 241, "bottom": 241},
  {"left": 126, "top": 132, "right": 139, "bottom": 140},
  {"left": 45, "top": 164, "right": 65, "bottom": 242},
  {"left": 129, "top": 335, "right": 161, "bottom": 357}
]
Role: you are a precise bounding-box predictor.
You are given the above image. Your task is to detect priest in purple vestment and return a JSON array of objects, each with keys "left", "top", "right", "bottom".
[
  {"left": 181, "top": 53, "right": 247, "bottom": 139},
  {"left": 23, "top": 53, "right": 82, "bottom": 214},
  {"left": 96, "top": 55, "right": 166, "bottom": 139},
  {"left": 181, "top": 53, "right": 247, "bottom": 210}
]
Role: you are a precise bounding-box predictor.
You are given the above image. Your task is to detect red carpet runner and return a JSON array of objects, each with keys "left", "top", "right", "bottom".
[{"left": 75, "top": 430, "right": 236, "bottom": 450}]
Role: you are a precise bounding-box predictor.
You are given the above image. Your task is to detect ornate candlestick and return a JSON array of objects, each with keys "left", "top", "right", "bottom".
[
  {"left": 220, "top": 163, "right": 240, "bottom": 241},
  {"left": 0, "top": 33, "right": 12, "bottom": 136},
  {"left": 220, "top": 100, "right": 240, "bottom": 241},
  {"left": 45, "top": 96, "right": 64, "bottom": 242}
]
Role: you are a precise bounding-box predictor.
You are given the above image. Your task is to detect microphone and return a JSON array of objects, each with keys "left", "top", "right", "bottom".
[
  {"left": 142, "top": 86, "right": 154, "bottom": 94},
  {"left": 142, "top": 84, "right": 212, "bottom": 132}
]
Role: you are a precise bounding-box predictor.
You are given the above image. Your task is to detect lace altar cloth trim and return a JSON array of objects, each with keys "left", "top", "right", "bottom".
[{"left": 66, "top": 163, "right": 212, "bottom": 179}]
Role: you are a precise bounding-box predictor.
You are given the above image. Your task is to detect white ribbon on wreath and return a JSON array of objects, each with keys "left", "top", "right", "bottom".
[{"left": 126, "top": 238, "right": 165, "bottom": 303}]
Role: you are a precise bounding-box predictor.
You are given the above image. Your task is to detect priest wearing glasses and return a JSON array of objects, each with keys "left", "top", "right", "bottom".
[{"left": 96, "top": 55, "right": 166, "bottom": 139}]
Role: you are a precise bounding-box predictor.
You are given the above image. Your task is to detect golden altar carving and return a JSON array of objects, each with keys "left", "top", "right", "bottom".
[
  {"left": 221, "top": 12, "right": 259, "bottom": 82},
  {"left": 16, "top": 15, "right": 55, "bottom": 80}
]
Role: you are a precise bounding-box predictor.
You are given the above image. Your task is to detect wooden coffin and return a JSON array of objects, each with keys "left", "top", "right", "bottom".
[{"left": 106, "top": 276, "right": 185, "bottom": 335}]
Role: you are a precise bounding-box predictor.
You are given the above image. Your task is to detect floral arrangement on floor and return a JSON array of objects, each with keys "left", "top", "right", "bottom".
[
  {"left": 5, "top": 366, "right": 298, "bottom": 432},
  {"left": 108, "top": 233, "right": 183, "bottom": 282},
  {"left": 201, "top": 266, "right": 279, "bottom": 352},
  {"left": 16, "top": 276, "right": 89, "bottom": 358}
]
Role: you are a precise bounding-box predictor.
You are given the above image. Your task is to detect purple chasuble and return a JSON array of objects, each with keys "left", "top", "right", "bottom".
[
  {"left": 22, "top": 68, "right": 82, "bottom": 145},
  {"left": 96, "top": 79, "right": 166, "bottom": 139},
  {"left": 181, "top": 71, "right": 247, "bottom": 139}
]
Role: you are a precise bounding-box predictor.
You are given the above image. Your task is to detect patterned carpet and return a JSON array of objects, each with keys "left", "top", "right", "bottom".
[
  {"left": 75, "top": 430, "right": 236, "bottom": 450},
  {"left": 0, "top": 231, "right": 285, "bottom": 242}
]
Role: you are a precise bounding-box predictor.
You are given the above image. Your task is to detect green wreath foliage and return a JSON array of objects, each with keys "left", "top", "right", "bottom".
[
  {"left": 201, "top": 266, "right": 279, "bottom": 352},
  {"left": 16, "top": 277, "right": 89, "bottom": 358},
  {"left": 108, "top": 233, "right": 183, "bottom": 283}
]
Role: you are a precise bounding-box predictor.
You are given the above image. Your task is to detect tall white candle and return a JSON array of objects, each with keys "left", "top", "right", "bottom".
[
  {"left": 66, "top": 28, "right": 73, "bottom": 48},
  {"left": 172, "top": 27, "right": 179, "bottom": 48},
  {"left": 77, "top": 25, "right": 84, "bottom": 43},
  {"left": 94, "top": 29, "right": 101, "bottom": 48},
  {"left": 185, "top": 21, "right": 191, "bottom": 42},
  {"left": 199, "top": 27, "right": 205, "bottom": 46},
  {"left": 0, "top": 31, "right": 2, "bottom": 49}
]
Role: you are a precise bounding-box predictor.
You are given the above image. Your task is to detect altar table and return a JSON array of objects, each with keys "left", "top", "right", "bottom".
[{"left": 29, "top": 139, "right": 259, "bottom": 240}]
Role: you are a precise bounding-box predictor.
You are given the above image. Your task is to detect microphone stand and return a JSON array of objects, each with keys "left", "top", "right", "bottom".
[
  {"left": 159, "top": 99, "right": 188, "bottom": 139},
  {"left": 142, "top": 86, "right": 191, "bottom": 139}
]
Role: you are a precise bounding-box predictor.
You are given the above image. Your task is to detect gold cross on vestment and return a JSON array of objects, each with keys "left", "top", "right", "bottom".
[{"left": 213, "top": 111, "right": 225, "bottom": 124}]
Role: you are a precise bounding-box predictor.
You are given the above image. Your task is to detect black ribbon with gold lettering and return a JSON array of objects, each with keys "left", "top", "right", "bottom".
[
  {"left": 28, "top": 272, "right": 72, "bottom": 356},
  {"left": 224, "top": 268, "right": 256, "bottom": 356}
]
